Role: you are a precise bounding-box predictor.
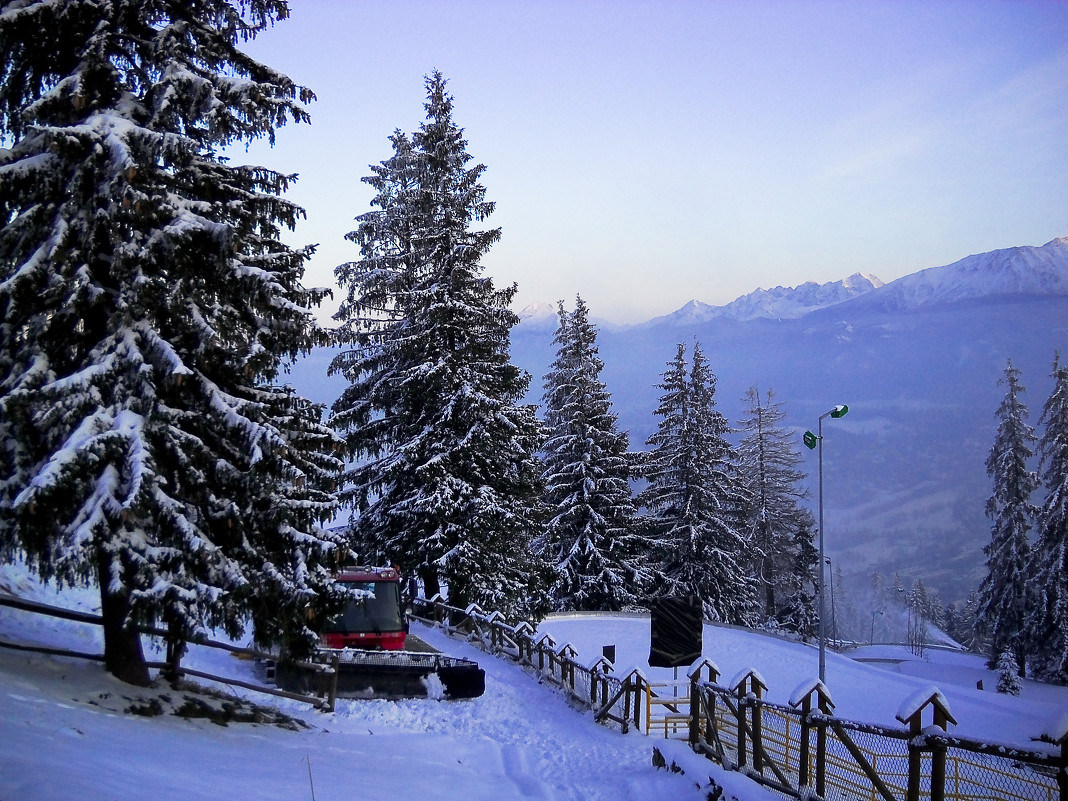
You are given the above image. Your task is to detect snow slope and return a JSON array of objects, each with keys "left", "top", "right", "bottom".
[
  {"left": 0, "top": 566, "right": 765, "bottom": 801},
  {"left": 5, "top": 569, "right": 1062, "bottom": 800}
]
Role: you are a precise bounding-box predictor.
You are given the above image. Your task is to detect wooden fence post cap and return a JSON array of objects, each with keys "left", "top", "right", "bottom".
[
  {"left": 788, "top": 677, "right": 836, "bottom": 713},
  {"left": 895, "top": 686, "right": 957, "bottom": 729},
  {"left": 511, "top": 621, "right": 535, "bottom": 636},
  {"left": 553, "top": 641, "right": 578, "bottom": 658},
  {"left": 730, "top": 667, "right": 768, "bottom": 696},
  {"left": 587, "top": 655, "right": 614, "bottom": 674},
  {"left": 686, "top": 657, "right": 721, "bottom": 683}
]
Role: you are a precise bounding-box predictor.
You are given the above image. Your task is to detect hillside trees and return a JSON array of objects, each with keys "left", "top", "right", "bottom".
[
  {"left": 976, "top": 360, "right": 1038, "bottom": 674},
  {"left": 736, "top": 387, "right": 815, "bottom": 624},
  {"left": 0, "top": 1, "right": 344, "bottom": 685},
  {"left": 637, "top": 342, "right": 755, "bottom": 623},
  {"left": 537, "top": 296, "right": 648, "bottom": 611},
  {"left": 329, "top": 73, "right": 549, "bottom": 620},
  {"left": 1026, "top": 355, "right": 1068, "bottom": 682}
]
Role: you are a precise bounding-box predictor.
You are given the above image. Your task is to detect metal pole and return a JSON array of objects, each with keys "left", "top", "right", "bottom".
[
  {"left": 818, "top": 414, "right": 826, "bottom": 682},
  {"left": 826, "top": 557, "right": 836, "bottom": 646}
]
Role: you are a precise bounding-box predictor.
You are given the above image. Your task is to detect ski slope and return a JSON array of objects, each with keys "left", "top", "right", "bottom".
[{"left": 1, "top": 565, "right": 1064, "bottom": 800}]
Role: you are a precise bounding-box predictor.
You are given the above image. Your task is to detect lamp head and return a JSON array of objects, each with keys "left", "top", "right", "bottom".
[{"left": 829, "top": 404, "right": 848, "bottom": 419}]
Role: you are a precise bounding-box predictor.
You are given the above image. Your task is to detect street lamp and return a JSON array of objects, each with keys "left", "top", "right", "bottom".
[
  {"left": 871, "top": 610, "right": 883, "bottom": 646},
  {"left": 825, "top": 557, "right": 836, "bottom": 647},
  {"left": 804, "top": 403, "right": 848, "bottom": 682}
]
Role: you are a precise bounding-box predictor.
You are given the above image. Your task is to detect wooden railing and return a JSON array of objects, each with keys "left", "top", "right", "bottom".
[
  {"left": 412, "top": 596, "right": 1068, "bottom": 801},
  {"left": 0, "top": 593, "right": 339, "bottom": 711}
]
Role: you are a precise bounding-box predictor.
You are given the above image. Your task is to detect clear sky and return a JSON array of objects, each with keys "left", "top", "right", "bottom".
[{"left": 236, "top": 0, "right": 1068, "bottom": 325}]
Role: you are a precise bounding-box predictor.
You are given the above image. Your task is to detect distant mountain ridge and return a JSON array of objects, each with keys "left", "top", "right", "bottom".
[
  {"left": 517, "top": 236, "right": 1068, "bottom": 331},
  {"left": 831, "top": 236, "right": 1068, "bottom": 314},
  {"left": 645, "top": 272, "right": 885, "bottom": 325}
]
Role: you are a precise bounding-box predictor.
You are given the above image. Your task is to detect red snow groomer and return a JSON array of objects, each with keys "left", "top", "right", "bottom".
[
  {"left": 321, "top": 565, "right": 408, "bottom": 651},
  {"left": 276, "top": 563, "right": 485, "bottom": 699}
]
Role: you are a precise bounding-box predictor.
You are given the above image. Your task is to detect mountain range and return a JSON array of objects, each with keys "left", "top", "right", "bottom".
[{"left": 290, "top": 237, "right": 1068, "bottom": 608}]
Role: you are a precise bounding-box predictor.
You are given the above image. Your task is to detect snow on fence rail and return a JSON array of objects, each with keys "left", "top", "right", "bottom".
[{"left": 410, "top": 597, "right": 1068, "bottom": 801}]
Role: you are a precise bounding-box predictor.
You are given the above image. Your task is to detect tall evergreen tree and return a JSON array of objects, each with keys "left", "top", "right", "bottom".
[
  {"left": 330, "top": 73, "right": 549, "bottom": 621},
  {"left": 537, "top": 296, "right": 647, "bottom": 611},
  {"left": 976, "top": 360, "right": 1038, "bottom": 674},
  {"left": 776, "top": 521, "right": 819, "bottom": 641},
  {"left": 1026, "top": 355, "right": 1068, "bottom": 682},
  {"left": 637, "top": 342, "right": 755, "bottom": 624},
  {"left": 736, "top": 386, "right": 815, "bottom": 621},
  {"left": 0, "top": 1, "right": 344, "bottom": 685}
]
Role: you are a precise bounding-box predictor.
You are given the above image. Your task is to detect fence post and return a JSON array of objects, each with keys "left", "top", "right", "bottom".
[
  {"left": 325, "top": 653, "right": 340, "bottom": 713},
  {"left": 431, "top": 594, "right": 446, "bottom": 627},
  {"left": 687, "top": 658, "right": 721, "bottom": 749},
  {"left": 732, "top": 674, "right": 748, "bottom": 768},
  {"left": 164, "top": 630, "right": 184, "bottom": 683},
  {"left": 896, "top": 689, "right": 956, "bottom": 801},
  {"left": 732, "top": 669, "right": 767, "bottom": 772},
  {"left": 513, "top": 622, "right": 534, "bottom": 665},
  {"left": 1059, "top": 733, "right": 1068, "bottom": 801},
  {"left": 788, "top": 679, "right": 835, "bottom": 796},
  {"left": 536, "top": 633, "right": 554, "bottom": 674},
  {"left": 589, "top": 656, "right": 612, "bottom": 706}
]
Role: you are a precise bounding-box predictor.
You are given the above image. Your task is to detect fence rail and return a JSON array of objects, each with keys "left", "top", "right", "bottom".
[{"left": 0, "top": 593, "right": 338, "bottom": 710}]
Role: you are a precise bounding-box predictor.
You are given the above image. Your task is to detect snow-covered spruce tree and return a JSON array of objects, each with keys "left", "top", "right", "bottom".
[
  {"left": 637, "top": 342, "right": 756, "bottom": 624},
  {"left": 976, "top": 360, "right": 1038, "bottom": 675},
  {"left": 537, "top": 296, "right": 648, "bottom": 611},
  {"left": 996, "top": 649, "right": 1022, "bottom": 696},
  {"left": 776, "top": 521, "right": 819, "bottom": 641},
  {"left": 330, "top": 72, "right": 549, "bottom": 621},
  {"left": 1026, "top": 355, "right": 1068, "bottom": 683},
  {"left": 328, "top": 130, "right": 420, "bottom": 566},
  {"left": 0, "top": 1, "right": 345, "bottom": 686},
  {"left": 736, "top": 386, "right": 815, "bottom": 622}
]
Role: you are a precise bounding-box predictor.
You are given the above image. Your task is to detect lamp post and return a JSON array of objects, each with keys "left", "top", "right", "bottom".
[
  {"left": 804, "top": 404, "right": 848, "bottom": 683},
  {"left": 825, "top": 557, "right": 836, "bottom": 647},
  {"left": 871, "top": 610, "right": 883, "bottom": 646}
]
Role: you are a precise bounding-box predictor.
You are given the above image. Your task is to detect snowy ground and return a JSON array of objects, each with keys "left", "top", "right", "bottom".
[{"left": 2, "top": 565, "right": 1065, "bottom": 800}]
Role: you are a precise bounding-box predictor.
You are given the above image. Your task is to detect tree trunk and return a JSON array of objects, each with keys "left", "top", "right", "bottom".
[
  {"left": 96, "top": 547, "right": 151, "bottom": 687},
  {"left": 421, "top": 568, "right": 441, "bottom": 602}
]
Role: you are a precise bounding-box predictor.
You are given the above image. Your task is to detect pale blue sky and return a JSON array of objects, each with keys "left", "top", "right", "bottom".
[{"left": 238, "top": 0, "right": 1068, "bottom": 324}]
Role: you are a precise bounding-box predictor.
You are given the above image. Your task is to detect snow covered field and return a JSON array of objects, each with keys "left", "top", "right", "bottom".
[{"left": 1, "top": 565, "right": 1064, "bottom": 801}]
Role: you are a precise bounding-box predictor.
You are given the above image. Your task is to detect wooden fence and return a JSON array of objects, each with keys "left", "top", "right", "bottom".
[
  {"left": 0, "top": 593, "right": 340, "bottom": 711},
  {"left": 411, "top": 597, "right": 1068, "bottom": 801}
]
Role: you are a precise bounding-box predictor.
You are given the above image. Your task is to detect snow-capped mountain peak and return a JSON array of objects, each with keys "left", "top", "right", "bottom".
[
  {"left": 838, "top": 237, "right": 1068, "bottom": 313},
  {"left": 515, "top": 301, "right": 560, "bottom": 332},
  {"left": 647, "top": 273, "right": 884, "bottom": 326}
]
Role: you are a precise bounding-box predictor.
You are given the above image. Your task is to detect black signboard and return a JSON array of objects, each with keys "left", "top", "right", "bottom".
[{"left": 648, "top": 596, "right": 703, "bottom": 668}]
